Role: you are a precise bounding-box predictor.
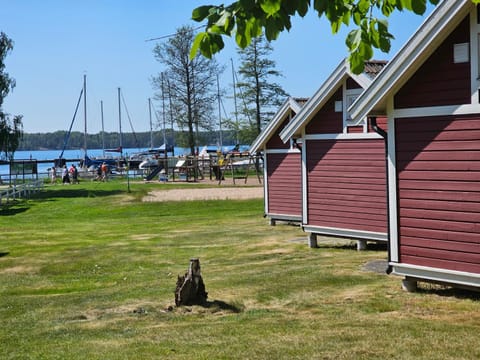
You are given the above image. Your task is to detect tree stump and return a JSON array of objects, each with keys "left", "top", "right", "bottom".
[{"left": 175, "top": 258, "right": 208, "bottom": 306}]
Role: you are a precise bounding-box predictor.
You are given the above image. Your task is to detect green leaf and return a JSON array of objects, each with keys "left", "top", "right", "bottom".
[
  {"left": 377, "top": 19, "right": 393, "bottom": 52},
  {"left": 192, "top": 5, "right": 213, "bottom": 21},
  {"left": 216, "top": 10, "right": 232, "bottom": 28},
  {"left": 190, "top": 32, "right": 206, "bottom": 59},
  {"left": 297, "top": 0, "right": 310, "bottom": 17},
  {"left": 235, "top": 19, "right": 251, "bottom": 48},
  {"left": 260, "top": 0, "right": 282, "bottom": 16},
  {"left": 399, "top": 0, "right": 413, "bottom": 11},
  {"left": 342, "top": 10, "right": 351, "bottom": 26},
  {"left": 331, "top": 18, "right": 343, "bottom": 34},
  {"left": 313, "top": 0, "right": 328, "bottom": 15},
  {"left": 348, "top": 51, "right": 365, "bottom": 74},
  {"left": 411, "top": 0, "right": 427, "bottom": 15},
  {"left": 248, "top": 18, "right": 262, "bottom": 38},
  {"left": 346, "top": 28, "right": 362, "bottom": 51},
  {"left": 264, "top": 17, "right": 281, "bottom": 41},
  {"left": 381, "top": 0, "right": 396, "bottom": 16}
]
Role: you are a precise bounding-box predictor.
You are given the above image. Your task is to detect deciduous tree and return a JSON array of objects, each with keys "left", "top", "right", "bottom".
[
  {"left": 0, "top": 32, "right": 23, "bottom": 161},
  {"left": 152, "top": 25, "right": 224, "bottom": 154},
  {"left": 190, "top": 0, "right": 444, "bottom": 74}
]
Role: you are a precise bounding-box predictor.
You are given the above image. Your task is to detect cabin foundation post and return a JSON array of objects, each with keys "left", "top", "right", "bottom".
[
  {"left": 308, "top": 233, "right": 318, "bottom": 248},
  {"left": 269, "top": 218, "right": 276, "bottom": 226},
  {"left": 356, "top": 240, "right": 367, "bottom": 251},
  {"left": 401, "top": 277, "right": 418, "bottom": 292}
]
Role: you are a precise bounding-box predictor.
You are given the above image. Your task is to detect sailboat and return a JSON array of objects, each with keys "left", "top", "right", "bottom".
[
  {"left": 57, "top": 75, "right": 122, "bottom": 170},
  {"left": 127, "top": 98, "right": 173, "bottom": 169}
]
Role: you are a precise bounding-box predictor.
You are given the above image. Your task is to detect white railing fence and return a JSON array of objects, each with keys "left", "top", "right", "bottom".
[{"left": 0, "top": 179, "right": 44, "bottom": 205}]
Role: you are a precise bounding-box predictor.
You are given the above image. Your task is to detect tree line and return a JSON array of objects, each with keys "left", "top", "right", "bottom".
[{"left": 18, "top": 129, "right": 239, "bottom": 151}]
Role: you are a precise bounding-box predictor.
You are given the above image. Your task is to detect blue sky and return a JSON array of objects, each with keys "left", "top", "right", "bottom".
[{"left": 1, "top": 1, "right": 433, "bottom": 134}]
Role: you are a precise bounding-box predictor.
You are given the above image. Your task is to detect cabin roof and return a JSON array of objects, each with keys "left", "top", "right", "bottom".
[
  {"left": 363, "top": 60, "right": 388, "bottom": 79},
  {"left": 350, "top": 0, "right": 471, "bottom": 120},
  {"left": 249, "top": 97, "right": 303, "bottom": 153},
  {"left": 279, "top": 58, "right": 386, "bottom": 142}
]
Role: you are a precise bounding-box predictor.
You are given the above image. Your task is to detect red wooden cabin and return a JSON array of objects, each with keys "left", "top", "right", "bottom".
[
  {"left": 250, "top": 97, "right": 306, "bottom": 225},
  {"left": 280, "top": 59, "right": 388, "bottom": 250},
  {"left": 351, "top": 0, "right": 480, "bottom": 290}
]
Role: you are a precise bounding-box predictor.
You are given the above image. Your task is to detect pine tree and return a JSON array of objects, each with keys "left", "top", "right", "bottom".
[{"left": 236, "top": 36, "right": 288, "bottom": 141}]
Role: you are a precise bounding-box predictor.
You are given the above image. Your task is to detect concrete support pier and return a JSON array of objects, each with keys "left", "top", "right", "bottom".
[
  {"left": 357, "top": 240, "right": 367, "bottom": 251},
  {"left": 402, "top": 277, "right": 418, "bottom": 292},
  {"left": 308, "top": 233, "right": 318, "bottom": 248}
]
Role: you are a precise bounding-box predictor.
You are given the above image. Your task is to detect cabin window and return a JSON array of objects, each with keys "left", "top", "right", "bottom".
[
  {"left": 454, "top": 42, "right": 469, "bottom": 63},
  {"left": 477, "top": 35, "right": 480, "bottom": 78},
  {"left": 334, "top": 101, "right": 342, "bottom": 112},
  {"left": 345, "top": 90, "right": 365, "bottom": 127}
]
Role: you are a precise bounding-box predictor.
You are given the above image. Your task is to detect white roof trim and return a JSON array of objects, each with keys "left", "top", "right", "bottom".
[
  {"left": 279, "top": 58, "right": 371, "bottom": 142},
  {"left": 350, "top": 0, "right": 471, "bottom": 120},
  {"left": 249, "top": 97, "right": 302, "bottom": 153}
]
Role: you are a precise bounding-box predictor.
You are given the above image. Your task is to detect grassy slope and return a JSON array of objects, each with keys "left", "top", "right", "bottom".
[{"left": 1, "top": 181, "right": 480, "bottom": 359}]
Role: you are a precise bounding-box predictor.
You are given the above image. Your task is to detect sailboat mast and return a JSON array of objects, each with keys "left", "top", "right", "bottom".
[
  {"left": 101, "top": 100, "right": 105, "bottom": 157},
  {"left": 231, "top": 58, "right": 239, "bottom": 145},
  {"left": 161, "top": 73, "right": 167, "bottom": 148},
  {"left": 83, "top": 74, "right": 87, "bottom": 156},
  {"left": 148, "top": 98, "right": 154, "bottom": 149},
  {"left": 167, "top": 78, "right": 175, "bottom": 156},
  {"left": 118, "top": 87, "right": 123, "bottom": 154},
  {"left": 217, "top": 73, "right": 223, "bottom": 148}
]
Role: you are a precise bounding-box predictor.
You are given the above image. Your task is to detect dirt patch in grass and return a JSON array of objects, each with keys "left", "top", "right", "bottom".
[
  {"left": 0, "top": 265, "right": 38, "bottom": 274},
  {"left": 143, "top": 186, "right": 263, "bottom": 202}
]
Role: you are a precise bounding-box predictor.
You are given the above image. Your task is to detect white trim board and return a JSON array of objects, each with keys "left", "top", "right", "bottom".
[
  {"left": 393, "top": 103, "right": 480, "bottom": 118},
  {"left": 264, "top": 148, "right": 301, "bottom": 154},
  {"left": 304, "top": 133, "right": 383, "bottom": 141},
  {"left": 302, "top": 225, "right": 387, "bottom": 242},
  {"left": 391, "top": 263, "right": 480, "bottom": 289}
]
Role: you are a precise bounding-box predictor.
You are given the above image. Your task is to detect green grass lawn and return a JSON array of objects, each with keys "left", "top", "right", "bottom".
[{"left": 1, "top": 180, "right": 480, "bottom": 359}]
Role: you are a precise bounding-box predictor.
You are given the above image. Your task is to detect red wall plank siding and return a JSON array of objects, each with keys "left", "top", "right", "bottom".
[
  {"left": 394, "top": 16, "right": 470, "bottom": 109},
  {"left": 368, "top": 116, "right": 388, "bottom": 133},
  {"left": 347, "top": 126, "right": 363, "bottom": 133},
  {"left": 306, "top": 139, "right": 387, "bottom": 233},
  {"left": 266, "top": 117, "right": 293, "bottom": 149},
  {"left": 305, "top": 89, "right": 343, "bottom": 134},
  {"left": 396, "top": 115, "right": 480, "bottom": 273},
  {"left": 266, "top": 152, "right": 302, "bottom": 217}
]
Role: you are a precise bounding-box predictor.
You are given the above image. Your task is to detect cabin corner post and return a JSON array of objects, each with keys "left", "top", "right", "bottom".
[
  {"left": 369, "top": 115, "right": 393, "bottom": 272},
  {"left": 262, "top": 147, "right": 269, "bottom": 218},
  {"left": 301, "top": 129, "right": 308, "bottom": 225}
]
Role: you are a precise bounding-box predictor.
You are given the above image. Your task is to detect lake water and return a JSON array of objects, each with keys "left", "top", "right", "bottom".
[{"left": 1, "top": 145, "right": 248, "bottom": 179}]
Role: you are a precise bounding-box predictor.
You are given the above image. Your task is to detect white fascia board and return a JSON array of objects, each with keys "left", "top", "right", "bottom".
[
  {"left": 347, "top": 70, "right": 372, "bottom": 90},
  {"left": 250, "top": 97, "right": 300, "bottom": 153},
  {"left": 279, "top": 59, "right": 349, "bottom": 142},
  {"left": 350, "top": 0, "right": 471, "bottom": 121}
]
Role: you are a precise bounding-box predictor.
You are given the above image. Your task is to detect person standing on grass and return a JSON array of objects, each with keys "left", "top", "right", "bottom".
[
  {"left": 71, "top": 164, "right": 79, "bottom": 184},
  {"left": 101, "top": 162, "right": 108, "bottom": 181},
  {"left": 61, "top": 165, "right": 70, "bottom": 184},
  {"left": 51, "top": 166, "right": 57, "bottom": 184}
]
